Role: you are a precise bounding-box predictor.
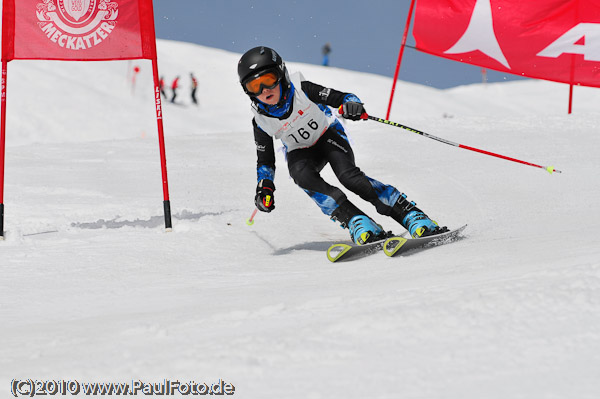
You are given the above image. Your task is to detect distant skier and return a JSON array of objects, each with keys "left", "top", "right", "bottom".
[
  {"left": 238, "top": 46, "right": 448, "bottom": 245},
  {"left": 190, "top": 73, "right": 198, "bottom": 105},
  {"left": 170, "top": 76, "right": 180, "bottom": 103},
  {"left": 321, "top": 42, "right": 331, "bottom": 66},
  {"left": 159, "top": 76, "right": 167, "bottom": 99}
]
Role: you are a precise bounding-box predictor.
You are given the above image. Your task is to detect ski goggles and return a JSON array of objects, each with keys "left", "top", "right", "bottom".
[{"left": 244, "top": 71, "right": 281, "bottom": 95}]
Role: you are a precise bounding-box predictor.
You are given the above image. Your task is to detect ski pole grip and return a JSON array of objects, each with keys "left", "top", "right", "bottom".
[{"left": 337, "top": 105, "right": 369, "bottom": 120}]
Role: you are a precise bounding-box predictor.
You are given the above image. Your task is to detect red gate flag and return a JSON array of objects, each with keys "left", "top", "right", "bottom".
[
  {"left": 2, "top": 0, "right": 157, "bottom": 61},
  {"left": 1, "top": 0, "right": 172, "bottom": 238},
  {"left": 413, "top": 0, "right": 600, "bottom": 87}
]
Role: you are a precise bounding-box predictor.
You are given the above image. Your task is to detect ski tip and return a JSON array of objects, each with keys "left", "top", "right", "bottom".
[
  {"left": 455, "top": 224, "right": 468, "bottom": 232},
  {"left": 327, "top": 243, "right": 352, "bottom": 262}
]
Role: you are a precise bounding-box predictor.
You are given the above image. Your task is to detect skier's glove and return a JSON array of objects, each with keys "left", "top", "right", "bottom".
[
  {"left": 341, "top": 102, "right": 366, "bottom": 120},
  {"left": 255, "top": 179, "right": 275, "bottom": 212}
]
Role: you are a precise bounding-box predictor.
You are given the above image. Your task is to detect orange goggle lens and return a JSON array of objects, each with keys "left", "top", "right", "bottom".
[{"left": 245, "top": 72, "right": 280, "bottom": 95}]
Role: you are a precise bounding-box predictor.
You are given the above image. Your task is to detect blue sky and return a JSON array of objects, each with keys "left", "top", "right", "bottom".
[{"left": 152, "top": 0, "right": 523, "bottom": 89}]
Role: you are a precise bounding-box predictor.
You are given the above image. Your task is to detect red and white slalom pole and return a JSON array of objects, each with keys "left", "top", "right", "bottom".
[{"left": 1, "top": 60, "right": 7, "bottom": 240}]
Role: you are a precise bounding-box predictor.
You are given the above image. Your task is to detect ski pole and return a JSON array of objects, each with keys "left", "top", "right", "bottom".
[
  {"left": 246, "top": 208, "right": 258, "bottom": 226},
  {"left": 341, "top": 107, "right": 562, "bottom": 174}
]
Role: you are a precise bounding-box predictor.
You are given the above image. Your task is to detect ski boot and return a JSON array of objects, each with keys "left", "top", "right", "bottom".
[
  {"left": 391, "top": 194, "right": 449, "bottom": 238},
  {"left": 402, "top": 210, "right": 448, "bottom": 238},
  {"left": 331, "top": 200, "right": 387, "bottom": 245},
  {"left": 348, "top": 215, "right": 386, "bottom": 245}
]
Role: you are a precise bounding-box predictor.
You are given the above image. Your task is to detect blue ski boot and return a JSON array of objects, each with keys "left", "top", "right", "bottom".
[
  {"left": 348, "top": 215, "right": 385, "bottom": 245},
  {"left": 402, "top": 210, "right": 447, "bottom": 238},
  {"left": 330, "top": 200, "right": 387, "bottom": 245},
  {"left": 391, "top": 193, "right": 449, "bottom": 238}
]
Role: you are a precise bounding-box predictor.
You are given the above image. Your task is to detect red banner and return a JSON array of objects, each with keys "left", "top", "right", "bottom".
[
  {"left": 413, "top": 0, "right": 600, "bottom": 87},
  {"left": 2, "top": 0, "right": 157, "bottom": 61}
]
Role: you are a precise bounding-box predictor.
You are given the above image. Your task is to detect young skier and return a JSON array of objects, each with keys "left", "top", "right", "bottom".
[{"left": 238, "top": 46, "right": 448, "bottom": 245}]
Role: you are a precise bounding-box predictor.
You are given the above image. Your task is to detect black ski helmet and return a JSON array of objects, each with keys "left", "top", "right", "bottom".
[{"left": 238, "top": 46, "right": 291, "bottom": 97}]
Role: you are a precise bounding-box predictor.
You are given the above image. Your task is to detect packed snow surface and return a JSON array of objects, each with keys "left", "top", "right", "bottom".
[{"left": 2, "top": 40, "right": 600, "bottom": 398}]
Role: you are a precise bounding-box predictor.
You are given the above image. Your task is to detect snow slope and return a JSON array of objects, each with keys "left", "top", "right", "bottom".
[{"left": 1, "top": 40, "right": 600, "bottom": 398}]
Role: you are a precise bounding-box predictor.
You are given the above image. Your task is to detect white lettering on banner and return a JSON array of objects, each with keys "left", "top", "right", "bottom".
[
  {"left": 1, "top": 70, "right": 6, "bottom": 101},
  {"left": 36, "top": 0, "right": 119, "bottom": 51},
  {"left": 537, "top": 23, "right": 600, "bottom": 62},
  {"left": 155, "top": 87, "right": 162, "bottom": 119},
  {"left": 444, "top": 0, "right": 510, "bottom": 69},
  {"left": 40, "top": 22, "right": 115, "bottom": 50},
  {"left": 442, "top": 0, "right": 600, "bottom": 68}
]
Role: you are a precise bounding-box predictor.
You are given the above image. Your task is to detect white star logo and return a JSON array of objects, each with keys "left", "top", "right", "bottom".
[{"left": 444, "top": 0, "right": 511, "bottom": 69}]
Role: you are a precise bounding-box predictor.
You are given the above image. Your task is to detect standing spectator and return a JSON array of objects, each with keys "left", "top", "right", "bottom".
[
  {"left": 322, "top": 42, "right": 331, "bottom": 66},
  {"left": 170, "top": 76, "right": 180, "bottom": 103},
  {"left": 159, "top": 76, "right": 167, "bottom": 99},
  {"left": 190, "top": 73, "right": 198, "bottom": 105}
]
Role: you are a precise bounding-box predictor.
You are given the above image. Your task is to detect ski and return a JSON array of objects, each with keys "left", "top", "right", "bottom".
[
  {"left": 327, "top": 237, "right": 388, "bottom": 262},
  {"left": 326, "top": 232, "right": 404, "bottom": 263},
  {"left": 326, "top": 225, "right": 467, "bottom": 262},
  {"left": 383, "top": 224, "right": 467, "bottom": 257}
]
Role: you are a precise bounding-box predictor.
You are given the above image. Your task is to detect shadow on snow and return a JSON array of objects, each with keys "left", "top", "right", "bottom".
[{"left": 71, "top": 210, "right": 224, "bottom": 230}]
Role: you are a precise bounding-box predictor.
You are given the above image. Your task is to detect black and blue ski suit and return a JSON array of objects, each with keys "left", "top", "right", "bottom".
[{"left": 252, "top": 74, "right": 406, "bottom": 221}]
